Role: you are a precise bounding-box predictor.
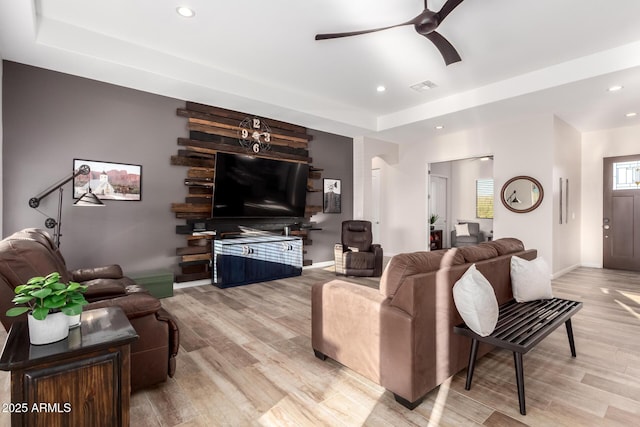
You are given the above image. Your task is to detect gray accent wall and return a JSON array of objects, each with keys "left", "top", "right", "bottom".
[
  {"left": 2, "top": 61, "right": 185, "bottom": 274},
  {"left": 2, "top": 61, "right": 352, "bottom": 275}
]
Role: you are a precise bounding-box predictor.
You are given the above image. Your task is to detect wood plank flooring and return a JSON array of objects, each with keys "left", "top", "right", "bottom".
[{"left": 1, "top": 266, "right": 639, "bottom": 426}]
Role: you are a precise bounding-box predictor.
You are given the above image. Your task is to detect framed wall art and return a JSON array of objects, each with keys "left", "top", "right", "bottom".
[
  {"left": 73, "top": 159, "right": 142, "bottom": 201},
  {"left": 323, "top": 178, "right": 341, "bottom": 213}
]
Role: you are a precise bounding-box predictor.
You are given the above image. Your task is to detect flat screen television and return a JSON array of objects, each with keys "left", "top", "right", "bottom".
[{"left": 212, "top": 152, "right": 309, "bottom": 218}]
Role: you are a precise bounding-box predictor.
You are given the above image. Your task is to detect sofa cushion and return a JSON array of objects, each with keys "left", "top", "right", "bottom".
[
  {"left": 458, "top": 243, "right": 499, "bottom": 263},
  {"left": 488, "top": 238, "right": 525, "bottom": 255},
  {"left": 380, "top": 250, "right": 465, "bottom": 298},
  {"left": 510, "top": 255, "right": 553, "bottom": 302},
  {"left": 453, "top": 264, "right": 499, "bottom": 336}
]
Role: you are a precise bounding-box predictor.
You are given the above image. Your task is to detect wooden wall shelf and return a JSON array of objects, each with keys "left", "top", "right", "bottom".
[{"left": 171, "top": 102, "right": 323, "bottom": 282}]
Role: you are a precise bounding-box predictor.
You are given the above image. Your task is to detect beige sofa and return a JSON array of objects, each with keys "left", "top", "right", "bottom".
[{"left": 311, "top": 238, "right": 536, "bottom": 409}]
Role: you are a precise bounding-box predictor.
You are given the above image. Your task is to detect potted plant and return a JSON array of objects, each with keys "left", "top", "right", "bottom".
[
  {"left": 63, "top": 281, "right": 89, "bottom": 328},
  {"left": 5, "top": 272, "right": 88, "bottom": 345},
  {"left": 430, "top": 214, "right": 439, "bottom": 230}
]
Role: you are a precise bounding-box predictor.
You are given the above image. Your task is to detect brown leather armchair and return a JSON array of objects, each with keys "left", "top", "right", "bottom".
[
  {"left": 334, "top": 220, "right": 383, "bottom": 277},
  {"left": 0, "top": 228, "right": 179, "bottom": 391}
]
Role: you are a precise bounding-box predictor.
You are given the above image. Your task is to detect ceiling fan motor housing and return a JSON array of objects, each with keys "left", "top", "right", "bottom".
[{"left": 414, "top": 11, "right": 440, "bottom": 34}]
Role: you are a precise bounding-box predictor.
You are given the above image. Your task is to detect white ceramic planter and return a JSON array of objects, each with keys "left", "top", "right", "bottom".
[
  {"left": 28, "top": 312, "right": 70, "bottom": 345},
  {"left": 67, "top": 313, "right": 81, "bottom": 328}
]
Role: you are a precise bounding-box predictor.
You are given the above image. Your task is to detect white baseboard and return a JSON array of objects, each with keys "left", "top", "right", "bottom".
[
  {"left": 552, "top": 263, "right": 580, "bottom": 279},
  {"left": 173, "top": 279, "right": 210, "bottom": 290},
  {"left": 303, "top": 260, "right": 335, "bottom": 270},
  {"left": 580, "top": 262, "right": 602, "bottom": 269}
]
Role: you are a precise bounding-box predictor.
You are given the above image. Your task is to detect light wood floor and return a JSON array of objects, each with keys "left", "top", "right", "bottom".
[{"left": 1, "top": 266, "right": 639, "bottom": 426}]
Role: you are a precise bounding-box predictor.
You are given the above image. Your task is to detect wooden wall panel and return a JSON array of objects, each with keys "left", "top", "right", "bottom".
[{"left": 171, "top": 102, "right": 320, "bottom": 282}]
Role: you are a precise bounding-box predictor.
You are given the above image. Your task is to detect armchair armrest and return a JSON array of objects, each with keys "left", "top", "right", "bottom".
[
  {"left": 334, "top": 243, "right": 347, "bottom": 275},
  {"left": 71, "top": 264, "right": 124, "bottom": 282},
  {"left": 371, "top": 244, "right": 383, "bottom": 276}
]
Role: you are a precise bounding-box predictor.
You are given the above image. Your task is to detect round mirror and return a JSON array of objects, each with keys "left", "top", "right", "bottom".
[{"left": 500, "top": 176, "right": 544, "bottom": 213}]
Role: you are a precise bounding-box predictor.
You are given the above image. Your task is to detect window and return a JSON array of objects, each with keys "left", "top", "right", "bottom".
[
  {"left": 476, "top": 179, "right": 494, "bottom": 219},
  {"left": 613, "top": 161, "right": 640, "bottom": 190}
]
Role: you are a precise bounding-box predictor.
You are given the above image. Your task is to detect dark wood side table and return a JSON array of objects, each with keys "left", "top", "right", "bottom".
[
  {"left": 0, "top": 307, "right": 138, "bottom": 427},
  {"left": 430, "top": 230, "right": 443, "bottom": 250}
]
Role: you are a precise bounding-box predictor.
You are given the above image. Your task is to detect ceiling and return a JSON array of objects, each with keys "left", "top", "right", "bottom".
[{"left": 2, "top": 0, "right": 640, "bottom": 143}]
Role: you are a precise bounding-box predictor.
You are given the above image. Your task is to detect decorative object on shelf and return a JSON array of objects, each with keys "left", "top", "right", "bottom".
[
  {"left": 74, "top": 159, "right": 142, "bottom": 201},
  {"left": 29, "top": 163, "right": 105, "bottom": 247},
  {"left": 5, "top": 272, "right": 88, "bottom": 345},
  {"left": 500, "top": 176, "right": 543, "bottom": 213},
  {"left": 238, "top": 116, "right": 272, "bottom": 153},
  {"left": 323, "top": 178, "right": 342, "bottom": 213},
  {"left": 429, "top": 213, "right": 439, "bottom": 230}
]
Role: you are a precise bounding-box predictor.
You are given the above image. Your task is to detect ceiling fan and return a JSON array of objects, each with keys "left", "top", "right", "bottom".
[{"left": 315, "top": 0, "right": 465, "bottom": 66}]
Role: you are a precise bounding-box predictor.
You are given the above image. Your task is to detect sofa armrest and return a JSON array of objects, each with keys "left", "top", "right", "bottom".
[
  {"left": 156, "top": 307, "right": 180, "bottom": 377},
  {"left": 86, "top": 292, "right": 161, "bottom": 319},
  {"left": 83, "top": 279, "right": 128, "bottom": 301},
  {"left": 71, "top": 264, "right": 124, "bottom": 282},
  {"left": 312, "top": 279, "right": 391, "bottom": 382}
]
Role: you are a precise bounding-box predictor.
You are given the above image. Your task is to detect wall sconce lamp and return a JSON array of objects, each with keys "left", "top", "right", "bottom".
[
  {"left": 506, "top": 190, "right": 521, "bottom": 205},
  {"left": 29, "top": 164, "right": 104, "bottom": 247}
]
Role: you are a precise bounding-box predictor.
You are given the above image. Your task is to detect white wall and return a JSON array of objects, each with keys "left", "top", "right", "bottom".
[
  {"left": 552, "top": 117, "right": 582, "bottom": 276},
  {"left": 357, "top": 114, "right": 556, "bottom": 267},
  {"left": 581, "top": 124, "right": 640, "bottom": 267},
  {"left": 0, "top": 59, "right": 3, "bottom": 235},
  {"left": 353, "top": 136, "right": 399, "bottom": 253}
]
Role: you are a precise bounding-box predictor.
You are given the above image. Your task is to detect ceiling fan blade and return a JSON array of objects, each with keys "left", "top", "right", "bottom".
[
  {"left": 423, "top": 31, "right": 461, "bottom": 65},
  {"left": 437, "top": 0, "right": 465, "bottom": 22},
  {"left": 315, "top": 23, "right": 410, "bottom": 40}
]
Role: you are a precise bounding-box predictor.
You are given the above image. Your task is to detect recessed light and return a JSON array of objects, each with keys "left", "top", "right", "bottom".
[
  {"left": 176, "top": 6, "right": 195, "bottom": 18},
  {"left": 607, "top": 85, "right": 623, "bottom": 92},
  {"left": 626, "top": 112, "right": 637, "bottom": 117},
  {"left": 376, "top": 85, "right": 386, "bottom": 93},
  {"left": 434, "top": 125, "right": 444, "bottom": 130},
  {"left": 479, "top": 156, "right": 492, "bottom": 161}
]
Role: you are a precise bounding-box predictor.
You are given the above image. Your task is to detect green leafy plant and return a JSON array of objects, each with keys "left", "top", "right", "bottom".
[
  {"left": 430, "top": 214, "right": 439, "bottom": 225},
  {"left": 6, "top": 272, "right": 88, "bottom": 320}
]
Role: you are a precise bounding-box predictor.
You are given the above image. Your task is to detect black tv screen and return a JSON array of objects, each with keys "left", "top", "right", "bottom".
[{"left": 212, "top": 153, "right": 309, "bottom": 218}]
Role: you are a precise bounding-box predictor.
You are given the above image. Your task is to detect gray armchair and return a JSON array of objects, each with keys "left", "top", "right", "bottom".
[{"left": 451, "top": 221, "right": 485, "bottom": 247}]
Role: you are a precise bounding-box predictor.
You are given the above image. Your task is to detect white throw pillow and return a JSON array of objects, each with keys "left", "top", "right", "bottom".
[
  {"left": 455, "top": 223, "right": 470, "bottom": 237},
  {"left": 453, "top": 264, "right": 499, "bottom": 337},
  {"left": 510, "top": 256, "right": 553, "bottom": 302}
]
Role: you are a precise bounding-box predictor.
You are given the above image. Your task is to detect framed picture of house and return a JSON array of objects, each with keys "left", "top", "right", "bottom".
[
  {"left": 73, "top": 159, "right": 142, "bottom": 201},
  {"left": 323, "top": 178, "right": 341, "bottom": 213}
]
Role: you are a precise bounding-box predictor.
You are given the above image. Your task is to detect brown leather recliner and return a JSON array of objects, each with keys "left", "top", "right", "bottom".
[
  {"left": 334, "top": 220, "right": 383, "bottom": 277},
  {"left": 0, "top": 228, "right": 179, "bottom": 392}
]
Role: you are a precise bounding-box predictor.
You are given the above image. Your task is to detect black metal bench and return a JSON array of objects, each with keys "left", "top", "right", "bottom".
[{"left": 453, "top": 297, "right": 582, "bottom": 415}]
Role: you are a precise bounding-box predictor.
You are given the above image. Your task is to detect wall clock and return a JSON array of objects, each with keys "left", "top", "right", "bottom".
[{"left": 238, "top": 117, "right": 271, "bottom": 153}]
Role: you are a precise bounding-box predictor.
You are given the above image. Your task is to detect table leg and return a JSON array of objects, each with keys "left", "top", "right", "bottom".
[
  {"left": 465, "top": 338, "right": 479, "bottom": 390},
  {"left": 565, "top": 319, "right": 577, "bottom": 357},
  {"left": 513, "top": 352, "right": 526, "bottom": 415}
]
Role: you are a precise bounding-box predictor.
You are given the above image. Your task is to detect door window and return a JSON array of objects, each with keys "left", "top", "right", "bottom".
[{"left": 612, "top": 161, "right": 640, "bottom": 190}]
